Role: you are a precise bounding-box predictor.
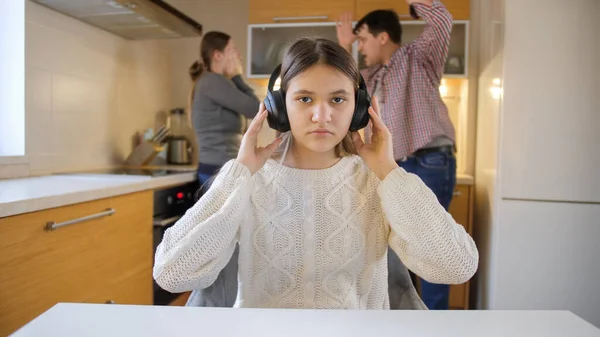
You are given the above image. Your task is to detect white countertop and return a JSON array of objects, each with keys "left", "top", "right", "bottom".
[
  {"left": 10, "top": 303, "right": 600, "bottom": 337},
  {"left": 0, "top": 171, "right": 197, "bottom": 218},
  {"left": 457, "top": 173, "right": 473, "bottom": 185},
  {"left": 0, "top": 168, "right": 472, "bottom": 218}
]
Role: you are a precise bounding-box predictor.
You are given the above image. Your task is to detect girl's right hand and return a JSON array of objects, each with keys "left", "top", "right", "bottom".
[{"left": 237, "top": 103, "right": 282, "bottom": 175}]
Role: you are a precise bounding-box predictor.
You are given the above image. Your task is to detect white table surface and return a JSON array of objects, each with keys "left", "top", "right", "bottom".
[{"left": 9, "top": 303, "right": 600, "bottom": 337}]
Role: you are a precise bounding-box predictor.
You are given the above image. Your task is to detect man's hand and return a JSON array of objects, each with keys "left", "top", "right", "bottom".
[
  {"left": 336, "top": 12, "right": 356, "bottom": 53},
  {"left": 405, "top": 0, "right": 434, "bottom": 5}
]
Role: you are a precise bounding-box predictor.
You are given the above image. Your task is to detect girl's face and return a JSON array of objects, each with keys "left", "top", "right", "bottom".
[{"left": 285, "top": 64, "right": 356, "bottom": 155}]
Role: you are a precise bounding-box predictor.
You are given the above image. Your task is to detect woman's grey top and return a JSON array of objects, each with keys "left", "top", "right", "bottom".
[{"left": 192, "top": 72, "right": 261, "bottom": 166}]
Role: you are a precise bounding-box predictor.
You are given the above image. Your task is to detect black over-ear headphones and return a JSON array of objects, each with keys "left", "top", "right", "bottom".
[{"left": 264, "top": 64, "right": 371, "bottom": 133}]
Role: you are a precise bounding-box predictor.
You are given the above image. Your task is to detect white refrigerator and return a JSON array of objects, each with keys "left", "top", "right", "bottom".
[{"left": 474, "top": 0, "right": 600, "bottom": 327}]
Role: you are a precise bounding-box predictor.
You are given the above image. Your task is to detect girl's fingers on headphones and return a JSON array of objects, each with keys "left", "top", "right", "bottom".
[
  {"left": 351, "top": 131, "right": 365, "bottom": 150},
  {"left": 370, "top": 95, "right": 381, "bottom": 117},
  {"left": 368, "top": 106, "right": 390, "bottom": 139},
  {"left": 367, "top": 107, "right": 383, "bottom": 128},
  {"left": 247, "top": 103, "right": 267, "bottom": 138}
]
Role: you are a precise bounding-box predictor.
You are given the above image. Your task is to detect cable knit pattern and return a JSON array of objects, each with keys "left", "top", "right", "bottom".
[{"left": 153, "top": 155, "right": 478, "bottom": 309}]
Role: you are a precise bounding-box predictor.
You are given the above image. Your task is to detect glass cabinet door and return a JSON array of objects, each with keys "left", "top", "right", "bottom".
[{"left": 247, "top": 23, "right": 338, "bottom": 78}]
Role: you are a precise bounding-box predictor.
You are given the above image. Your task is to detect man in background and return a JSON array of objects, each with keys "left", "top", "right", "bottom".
[{"left": 336, "top": 0, "right": 459, "bottom": 310}]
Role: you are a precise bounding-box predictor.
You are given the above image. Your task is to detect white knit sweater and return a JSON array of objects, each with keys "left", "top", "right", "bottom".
[{"left": 153, "top": 155, "right": 478, "bottom": 309}]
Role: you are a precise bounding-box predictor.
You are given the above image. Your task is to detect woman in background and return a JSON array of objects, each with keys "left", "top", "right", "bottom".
[
  {"left": 189, "top": 31, "right": 260, "bottom": 188},
  {"left": 184, "top": 31, "right": 260, "bottom": 308}
]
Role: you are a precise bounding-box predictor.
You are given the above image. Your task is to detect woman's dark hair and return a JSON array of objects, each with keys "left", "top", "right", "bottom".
[
  {"left": 189, "top": 61, "right": 203, "bottom": 82},
  {"left": 354, "top": 10, "right": 402, "bottom": 44},
  {"left": 276, "top": 37, "right": 359, "bottom": 157},
  {"left": 189, "top": 31, "right": 231, "bottom": 80}
]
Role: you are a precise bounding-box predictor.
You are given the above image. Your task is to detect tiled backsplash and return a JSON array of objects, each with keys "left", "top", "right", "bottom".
[{"left": 20, "top": 1, "right": 173, "bottom": 177}]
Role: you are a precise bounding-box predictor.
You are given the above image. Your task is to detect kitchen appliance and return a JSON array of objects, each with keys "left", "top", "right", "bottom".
[
  {"left": 166, "top": 108, "right": 193, "bottom": 165},
  {"left": 29, "top": 0, "right": 203, "bottom": 40},
  {"left": 167, "top": 136, "right": 192, "bottom": 165},
  {"left": 152, "top": 180, "right": 198, "bottom": 305}
]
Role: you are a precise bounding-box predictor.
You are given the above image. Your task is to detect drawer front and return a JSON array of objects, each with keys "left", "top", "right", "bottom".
[
  {"left": 0, "top": 191, "right": 153, "bottom": 336},
  {"left": 448, "top": 184, "right": 471, "bottom": 232},
  {"left": 84, "top": 268, "right": 152, "bottom": 306},
  {"left": 449, "top": 282, "right": 467, "bottom": 309}
]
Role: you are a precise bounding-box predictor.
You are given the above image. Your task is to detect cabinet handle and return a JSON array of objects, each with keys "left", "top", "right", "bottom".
[
  {"left": 105, "top": 300, "right": 115, "bottom": 304},
  {"left": 453, "top": 191, "right": 462, "bottom": 196},
  {"left": 272, "top": 15, "right": 328, "bottom": 21},
  {"left": 45, "top": 208, "right": 116, "bottom": 231},
  {"left": 153, "top": 215, "right": 182, "bottom": 228}
]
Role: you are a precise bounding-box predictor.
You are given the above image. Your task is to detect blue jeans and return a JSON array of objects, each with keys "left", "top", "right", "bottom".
[{"left": 391, "top": 148, "right": 456, "bottom": 310}]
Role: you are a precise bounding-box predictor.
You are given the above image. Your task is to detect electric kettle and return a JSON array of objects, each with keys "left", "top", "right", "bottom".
[{"left": 167, "top": 136, "right": 192, "bottom": 165}]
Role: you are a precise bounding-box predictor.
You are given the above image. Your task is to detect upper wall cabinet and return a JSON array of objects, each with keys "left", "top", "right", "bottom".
[
  {"left": 356, "top": 0, "right": 470, "bottom": 20},
  {"left": 249, "top": 0, "right": 355, "bottom": 24},
  {"left": 248, "top": 21, "right": 469, "bottom": 78}
]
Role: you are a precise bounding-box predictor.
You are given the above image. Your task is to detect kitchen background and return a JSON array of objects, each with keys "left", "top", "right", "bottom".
[{"left": 0, "top": 0, "right": 599, "bottom": 335}]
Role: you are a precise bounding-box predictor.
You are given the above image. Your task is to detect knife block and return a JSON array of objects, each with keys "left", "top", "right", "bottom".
[{"left": 124, "top": 141, "right": 165, "bottom": 166}]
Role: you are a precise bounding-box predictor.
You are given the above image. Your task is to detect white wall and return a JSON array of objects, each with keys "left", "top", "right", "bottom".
[
  {"left": 0, "top": 0, "right": 25, "bottom": 157},
  {"left": 1, "top": 1, "right": 173, "bottom": 178}
]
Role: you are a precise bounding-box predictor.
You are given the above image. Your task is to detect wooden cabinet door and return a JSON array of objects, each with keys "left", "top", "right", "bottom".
[
  {"left": 448, "top": 184, "right": 471, "bottom": 232},
  {"left": 84, "top": 269, "right": 152, "bottom": 306},
  {"left": 356, "top": 0, "right": 411, "bottom": 20},
  {"left": 356, "top": 0, "right": 470, "bottom": 21},
  {"left": 0, "top": 191, "right": 153, "bottom": 336},
  {"left": 249, "top": 0, "right": 355, "bottom": 23},
  {"left": 447, "top": 184, "right": 472, "bottom": 309}
]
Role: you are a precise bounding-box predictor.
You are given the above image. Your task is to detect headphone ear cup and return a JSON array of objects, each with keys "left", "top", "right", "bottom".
[
  {"left": 350, "top": 89, "right": 371, "bottom": 132},
  {"left": 273, "top": 90, "right": 290, "bottom": 132},
  {"left": 264, "top": 91, "right": 278, "bottom": 130},
  {"left": 264, "top": 90, "right": 290, "bottom": 132}
]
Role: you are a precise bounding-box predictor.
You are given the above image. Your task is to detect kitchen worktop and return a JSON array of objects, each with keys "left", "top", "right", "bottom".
[
  {"left": 0, "top": 168, "right": 197, "bottom": 218},
  {"left": 10, "top": 303, "right": 600, "bottom": 337},
  {"left": 0, "top": 166, "right": 473, "bottom": 219},
  {"left": 456, "top": 173, "right": 473, "bottom": 185}
]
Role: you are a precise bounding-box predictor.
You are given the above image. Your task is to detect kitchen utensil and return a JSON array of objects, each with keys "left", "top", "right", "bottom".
[{"left": 125, "top": 127, "right": 171, "bottom": 166}]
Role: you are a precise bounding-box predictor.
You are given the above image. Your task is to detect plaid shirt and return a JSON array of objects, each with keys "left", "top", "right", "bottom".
[{"left": 361, "top": 0, "right": 456, "bottom": 160}]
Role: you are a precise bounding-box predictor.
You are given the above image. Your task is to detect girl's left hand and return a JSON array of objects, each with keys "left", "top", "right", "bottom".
[{"left": 351, "top": 95, "right": 399, "bottom": 180}]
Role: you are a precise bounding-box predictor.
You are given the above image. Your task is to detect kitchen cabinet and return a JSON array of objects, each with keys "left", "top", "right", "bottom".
[
  {"left": 0, "top": 191, "right": 153, "bottom": 337},
  {"left": 249, "top": 0, "right": 355, "bottom": 24},
  {"left": 447, "top": 184, "right": 473, "bottom": 309},
  {"left": 248, "top": 21, "right": 468, "bottom": 78},
  {"left": 416, "top": 184, "right": 474, "bottom": 310},
  {"left": 356, "top": 0, "right": 470, "bottom": 20}
]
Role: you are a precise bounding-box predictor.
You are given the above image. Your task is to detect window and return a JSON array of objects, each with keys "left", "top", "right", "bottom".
[{"left": 0, "top": 0, "right": 25, "bottom": 157}]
